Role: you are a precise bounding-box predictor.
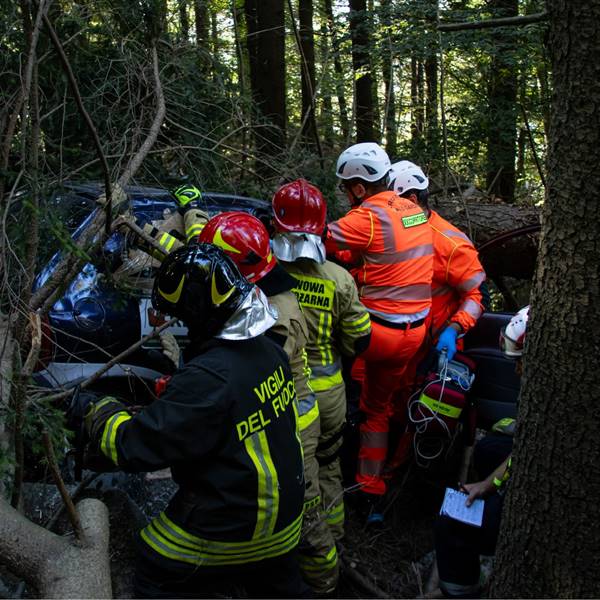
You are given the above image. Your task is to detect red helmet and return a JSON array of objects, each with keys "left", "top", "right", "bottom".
[
  {"left": 272, "top": 179, "right": 327, "bottom": 235},
  {"left": 198, "top": 212, "right": 276, "bottom": 283}
]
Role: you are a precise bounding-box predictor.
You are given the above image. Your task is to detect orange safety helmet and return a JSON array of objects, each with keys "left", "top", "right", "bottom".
[
  {"left": 272, "top": 179, "right": 327, "bottom": 235},
  {"left": 198, "top": 211, "right": 276, "bottom": 283}
]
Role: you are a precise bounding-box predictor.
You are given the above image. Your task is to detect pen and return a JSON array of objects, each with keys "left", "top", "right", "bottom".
[{"left": 457, "top": 482, "right": 469, "bottom": 494}]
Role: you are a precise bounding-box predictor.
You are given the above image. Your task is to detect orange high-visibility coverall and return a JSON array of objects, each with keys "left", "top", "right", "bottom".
[
  {"left": 386, "top": 209, "right": 486, "bottom": 471},
  {"left": 325, "top": 191, "right": 433, "bottom": 495}
]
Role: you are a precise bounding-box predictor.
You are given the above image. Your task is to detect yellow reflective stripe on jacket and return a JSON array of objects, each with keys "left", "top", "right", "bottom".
[
  {"left": 244, "top": 430, "right": 279, "bottom": 539},
  {"left": 420, "top": 394, "right": 462, "bottom": 419},
  {"left": 341, "top": 312, "right": 371, "bottom": 334},
  {"left": 100, "top": 412, "right": 132, "bottom": 465},
  {"left": 326, "top": 501, "right": 345, "bottom": 526},
  {"left": 185, "top": 222, "right": 205, "bottom": 242},
  {"left": 317, "top": 312, "right": 333, "bottom": 366},
  {"left": 297, "top": 545, "right": 338, "bottom": 572},
  {"left": 298, "top": 400, "right": 319, "bottom": 431},
  {"left": 141, "top": 511, "right": 302, "bottom": 566},
  {"left": 159, "top": 232, "right": 177, "bottom": 252},
  {"left": 310, "top": 369, "right": 343, "bottom": 392}
]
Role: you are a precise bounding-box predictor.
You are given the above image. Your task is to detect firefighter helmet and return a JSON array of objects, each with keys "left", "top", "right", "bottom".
[
  {"left": 336, "top": 142, "right": 391, "bottom": 183},
  {"left": 152, "top": 243, "right": 252, "bottom": 339},
  {"left": 272, "top": 179, "right": 327, "bottom": 235},
  {"left": 389, "top": 160, "right": 429, "bottom": 195},
  {"left": 500, "top": 305, "right": 530, "bottom": 357},
  {"left": 198, "top": 212, "right": 276, "bottom": 283}
]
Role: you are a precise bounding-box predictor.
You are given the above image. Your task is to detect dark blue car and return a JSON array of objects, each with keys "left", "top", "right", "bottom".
[{"left": 33, "top": 183, "right": 272, "bottom": 402}]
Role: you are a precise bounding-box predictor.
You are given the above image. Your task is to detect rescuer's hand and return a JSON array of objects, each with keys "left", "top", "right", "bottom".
[
  {"left": 84, "top": 396, "right": 129, "bottom": 443},
  {"left": 436, "top": 326, "right": 459, "bottom": 361},
  {"left": 462, "top": 478, "right": 495, "bottom": 506},
  {"left": 159, "top": 331, "right": 181, "bottom": 369},
  {"left": 172, "top": 184, "right": 203, "bottom": 210}
]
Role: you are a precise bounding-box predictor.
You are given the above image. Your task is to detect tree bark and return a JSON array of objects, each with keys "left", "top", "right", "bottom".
[
  {"left": 298, "top": 0, "right": 317, "bottom": 145},
  {"left": 490, "top": 0, "right": 600, "bottom": 596},
  {"left": 323, "top": 0, "right": 350, "bottom": 140},
  {"left": 380, "top": 0, "right": 396, "bottom": 157},
  {"left": 194, "top": 0, "right": 209, "bottom": 48},
  {"left": 349, "top": 0, "right": 374, "bottom": 141},
  {"left": 411, "top": 56, "right": 425, "bottom": 155},
  {"left": 486, "top": 0, "right": 519, "bottom": 202},
  {"left": 0, "top": 497, "right": 112, "bottom": 598},
  {"left": 244, "top": 0, "right": 286, "bottom": 173},
  {"left": 178, "top": 0, "right": 190, "bottom": 40}
]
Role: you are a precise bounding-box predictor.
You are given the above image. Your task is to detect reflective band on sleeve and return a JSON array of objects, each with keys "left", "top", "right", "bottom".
[
  {"left": 364, "top": 243, "right": 433, "bottom": 265},
  {"left": 186, "top": 223, "right": 205, "bottom": 242},
  {"left": 140, "top": 511, "right": 302, "bottom": 566},
  {"left": 362, "top": 203, "right": 396, "bottom": 250},
  {"left": 159, "top": 232, "right": 176, "bottom": 252},
  {"left": 458, "top": 298, "right": 483, "bottom": 319},
  {"left": 315, "top": 311, "right": 333, "bottom": 366},
  {"left": 341, "top": 312, "right": 371, "bottom": 333},
  {"left": 456, "top": 272, "right": 486, "bottom": 293},
  {"left": 442, "top": 229, "right": 473, "bottom": 244},
  {"left": 327, "top": 222, "right": 350, "bottom": 249},
  {"left": 100, "top": 412, "right": 132, "bottom": 466},
  {"left": 244, "top": 431, "right": 279, "bottom": 539},
  {"left": 361, "top": 283, "right": 431, "bottom": 301},
  {"left": 359, "top": 430, "right": 388, "bottom": 448},
  {"left": 419, "top": 394, "right": 462, "bottom": 418}
]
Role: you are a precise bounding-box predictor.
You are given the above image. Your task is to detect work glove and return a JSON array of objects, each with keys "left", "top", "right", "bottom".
[
  {"left": 172, "top": 184, "right": 203, "bottom": 211},
  {"left": 436, "top": 326, "right": 459, "bottom": 362},
  {"left": 159, "top": 331, "right": 181, "bottom": 369},
  {"left": 84, "top": 396, "right": 129, "bottom": 443}
]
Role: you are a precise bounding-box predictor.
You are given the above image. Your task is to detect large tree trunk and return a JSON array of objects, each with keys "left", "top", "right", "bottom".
[
  {"left": 194, "top": 0, "right": 209, "bottom": 48},
  {"left": 0, "top": 497, "right": 112, "bottom": 598},
  {"left": 323, "top": 0, "right": 350, "bottom": 141},
  {"left": 349, "top": 0, "right": 374, "bottom": 142},
  {"left": 298, "top": 0, "right": 317, "bottom": 145},
  {"left": 486, "top": 0, "right": 519, "bottom": 202},
  {"left": 244, "top": 0, "right": 286, "bottom": 174},
  {"left": 411, "top": 55, "right": 425, "bottom": 156},
  {"left": 490, "top": 0, "right": 600, "bottom": 596}
]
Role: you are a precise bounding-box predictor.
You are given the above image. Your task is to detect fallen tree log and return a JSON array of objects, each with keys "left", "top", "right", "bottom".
[
  {"left": 429, "top": 195, "right": 540, "bottom": 247},
  {"left": 0, "top": 497, "right": 112, "bottom": 598}
]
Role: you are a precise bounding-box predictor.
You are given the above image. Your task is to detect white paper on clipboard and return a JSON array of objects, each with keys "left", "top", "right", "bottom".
[{"left": 439, "top": 487, "right": 484, "bottom": 527}]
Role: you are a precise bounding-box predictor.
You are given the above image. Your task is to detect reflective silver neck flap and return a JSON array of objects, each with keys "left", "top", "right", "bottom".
[
  {"left": 272, "top": 232, "right": 326, "bottom": 264},
  {"left": 217, "top": 286, "right": 278, "bottom": 340}
]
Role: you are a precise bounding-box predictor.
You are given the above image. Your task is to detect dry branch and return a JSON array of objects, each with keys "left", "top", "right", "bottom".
[
  {"left": 438, "top": 11, "right": 547, "bottom": 32},
  {"left": 41, "top": 7, "right": 113, "bottom": 234},
  {"left": 42, "top": 430, "right": 84, "bottom": 541}
]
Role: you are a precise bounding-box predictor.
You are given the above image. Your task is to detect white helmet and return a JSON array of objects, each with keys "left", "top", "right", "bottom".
[
  {"left": 389, "top": 160, "right": 429, "bottom": 195},
  {"left": 336, "top": 142, "right": 391, "bottom": 183},
  {"left": 500, "top": 306, "right": 530, "bottom": 357}
]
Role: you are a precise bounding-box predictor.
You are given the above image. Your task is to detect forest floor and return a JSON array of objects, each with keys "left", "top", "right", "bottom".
[{"left": 10, "top": 457, "right": 457, "bottom": 599}]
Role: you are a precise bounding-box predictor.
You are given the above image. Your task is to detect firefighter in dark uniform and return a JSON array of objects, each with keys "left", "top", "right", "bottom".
[
  {"left": 81, "top": 244, "right": 310, "bottom": 599},
  {"left": 198, "top": 212, "right": 341, "bottom": 595}
]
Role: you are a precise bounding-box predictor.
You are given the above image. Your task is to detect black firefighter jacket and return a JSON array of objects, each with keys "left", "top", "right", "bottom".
[{"left": 96, "top": 335, "right": 305, "bottom": 567}]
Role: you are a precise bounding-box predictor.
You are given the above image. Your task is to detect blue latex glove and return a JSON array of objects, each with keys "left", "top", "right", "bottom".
[{"left": 436, "top": 326, "right": 459, "bottom": 361}]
